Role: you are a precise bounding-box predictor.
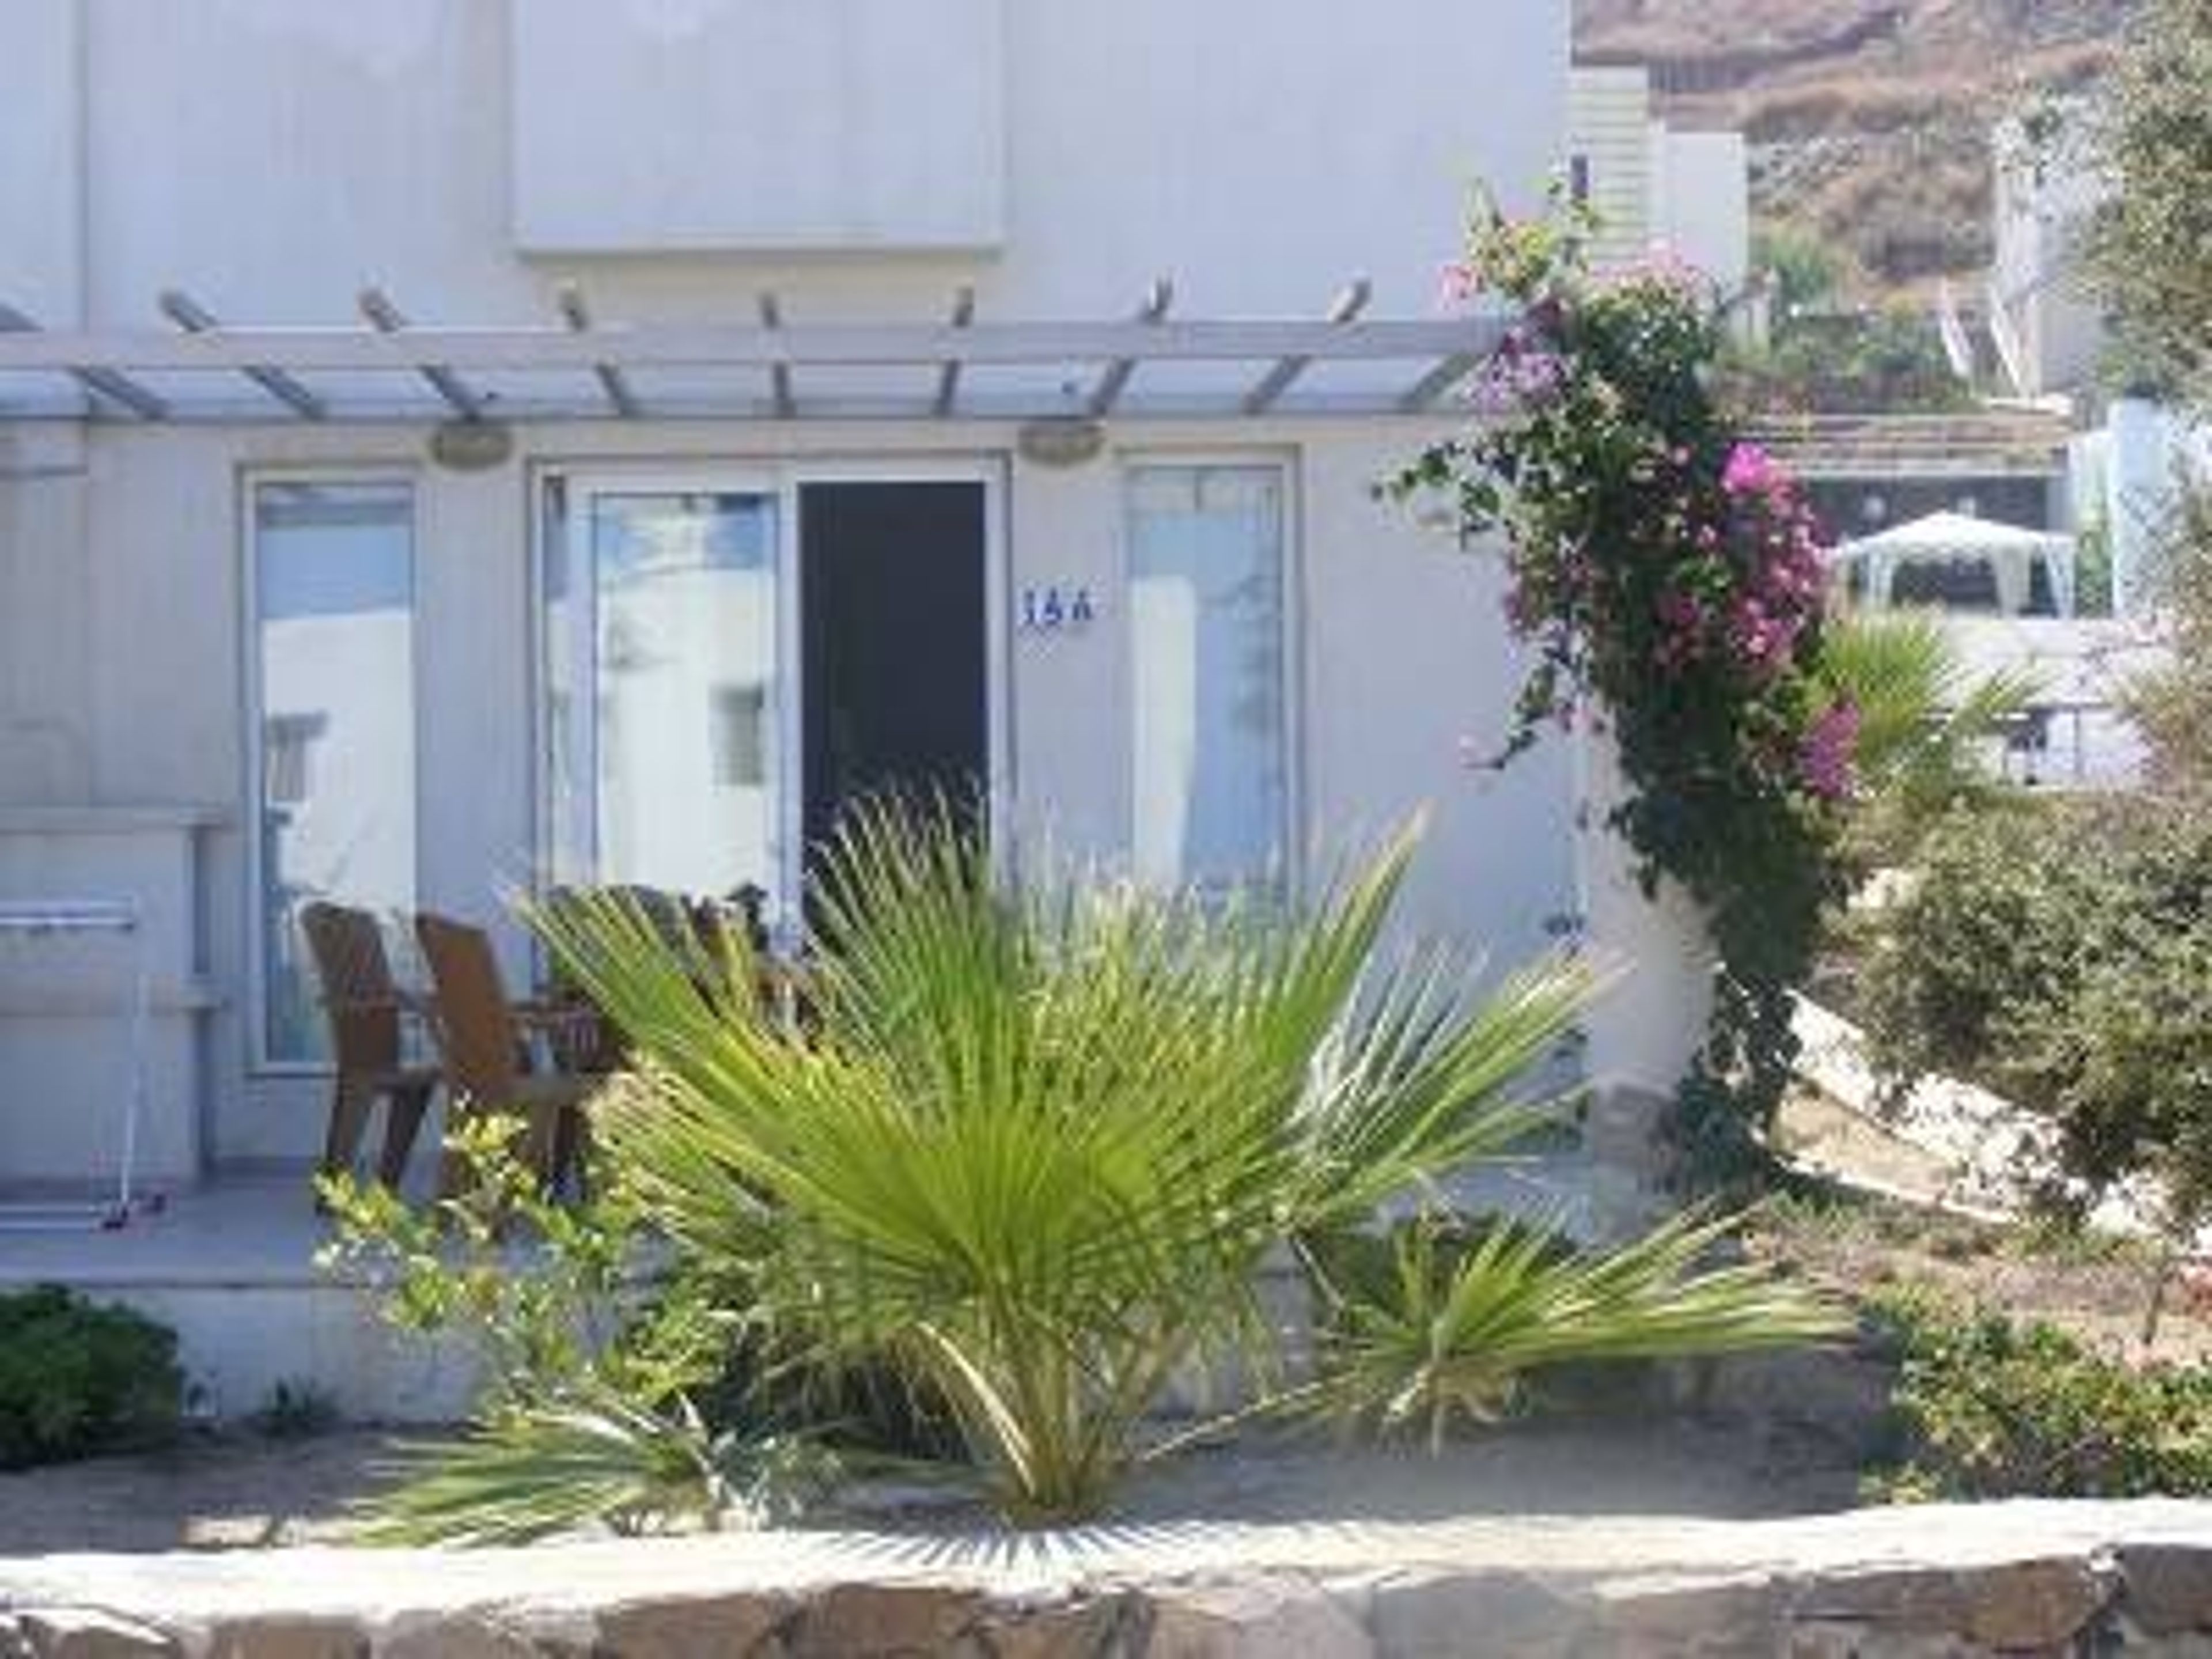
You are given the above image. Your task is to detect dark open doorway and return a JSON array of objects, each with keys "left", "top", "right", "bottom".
[{"left": 799, "top": 481, "right": 988, "bottom": 866}]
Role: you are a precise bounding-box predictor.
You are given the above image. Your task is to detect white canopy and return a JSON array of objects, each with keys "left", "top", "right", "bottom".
[{"left": 1834, "top": 509, "right": 2079, "bottom": 618}]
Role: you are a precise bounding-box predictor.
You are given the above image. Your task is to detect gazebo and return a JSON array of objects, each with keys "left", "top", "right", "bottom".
[{"left": 1832, "top": 509, "right": 2079, "bottom": 618}]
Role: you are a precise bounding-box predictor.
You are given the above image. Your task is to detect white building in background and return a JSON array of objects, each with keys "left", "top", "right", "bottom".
[
  {"left": 1567, "top": 63, "right": 1752, "bottom": 298},
  {"left": 0, "top": 1, "right": 1710, "bottom": 1226},
  {"left": 1988, "top": 105, "right": 2108, "bottom": 404}
]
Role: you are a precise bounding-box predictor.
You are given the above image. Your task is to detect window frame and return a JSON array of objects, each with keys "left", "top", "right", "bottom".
[{"left": 240, "top": 466, "right": 423, "bottom": 1077}]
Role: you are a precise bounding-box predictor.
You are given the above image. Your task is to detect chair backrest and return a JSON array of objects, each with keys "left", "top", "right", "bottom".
[
  {"left": 414, "top": 912, "right": 523, "bottom": 1107},
  {"left": 300, "top": 902, "right": 404, "bottom": 1074}
]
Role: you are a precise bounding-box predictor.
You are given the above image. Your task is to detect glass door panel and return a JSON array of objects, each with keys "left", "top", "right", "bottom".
[{"left": 546, "top": 487, "right": 782, "bottom": 903}]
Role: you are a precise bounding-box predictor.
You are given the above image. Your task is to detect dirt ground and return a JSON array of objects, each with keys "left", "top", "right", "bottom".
[
  {"left": 0, "top": 1408, "right": 1866, "bottom": 1559},
  {"left": 0, "top": 1431, "right": 401, "bottom": 1555}
]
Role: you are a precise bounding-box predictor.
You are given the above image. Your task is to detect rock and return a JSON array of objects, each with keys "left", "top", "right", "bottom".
[
  {"left": 1787, "top": 1566, "right": 1968, "bottom": 1632},
  {"left": 377, "top": 1613, "right": 552, "bottom": 1659},
  {"left": 1365, "top": 1569, "right": 1589, "bottom": 1659},
  {"left": 2121, "top": 1542, "right": 2212, "bottom": 1635},
  {"left": 596, "top": 1594, "right": 792, "bottom": 1658},
  {"left": 1789, "top": 1558, "right": 2109, "bottom": 1651},
  {"left": 1592, "top": 1574, "right": 1785, "bottom": 1656},
  {"left": 1954, "top": 1558, "right": 2112, "bottom": 1650},
  {"left": 10, "top": 1611, "right": 176, "bottom": 1659},
  {"left": 968, "top": 1592, "right": 1136, "bottom": 1658},
  {"left": 784, "top": 1584, "right": 986, "bottom": 1657},
  {"left": 206, "top": 1622, "right": 368, "bottom": 1659},
  {"left": 1142, "top": 1575, "right": 1373, "bottom": 1658}
]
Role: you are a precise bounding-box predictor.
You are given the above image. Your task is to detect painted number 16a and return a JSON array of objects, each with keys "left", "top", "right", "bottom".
[{"left": 1018, "top": 585, "right": 1096, "bottom": 634}]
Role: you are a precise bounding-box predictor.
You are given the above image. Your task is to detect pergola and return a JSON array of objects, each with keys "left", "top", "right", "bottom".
[{"left": 0, "top": 280, "right": 1508, "bottom": 426}]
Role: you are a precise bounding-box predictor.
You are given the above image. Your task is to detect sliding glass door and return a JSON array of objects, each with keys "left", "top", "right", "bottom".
[
  {"left": 542, "top": 482, "right": 785, "bottom": 906},
  {"left": 540, "top": 468, "right": 995, "bottom": 928}
]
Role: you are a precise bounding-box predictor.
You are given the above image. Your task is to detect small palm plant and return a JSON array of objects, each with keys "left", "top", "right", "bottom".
[
  {"left": 1820, "top": 610, "right": 2040, "bottom": 850},
  {"left": 508, "top": 805, "right": 1838, "bottom": 1527}
]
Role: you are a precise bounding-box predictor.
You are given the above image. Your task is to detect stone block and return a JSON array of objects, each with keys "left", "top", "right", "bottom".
[
  {"left": 11, "top": 1611, "right": 176, "bottom": 1659},
  {"left": 206, "top": 1622, "right": 368, "bottom": 1659},
  {"left": 2122, "top": 1542, "right": 2212, "bottom": 1635},
  {"left": 1954, "top": 1558, "right": 2112, "bottom": 1650},
  {"left": 596, "top": 1594, "right": 792, "bottom": 1658},
  {"left": 969, "top": 1592, "right": 1136, "bottom": 1658},
  {"left": 784, "top": 1584, "right": 987, "bottom": 1657},
  {"left": 1141, "top": 1576, "right": 1373, "bottom": 1658},
  {"left": 1366, "top": 1569, "right": 1589, "bottom": 1658},
  {"left": 1592, "top": 1575, "right": 1785, "bottom": 1656}
]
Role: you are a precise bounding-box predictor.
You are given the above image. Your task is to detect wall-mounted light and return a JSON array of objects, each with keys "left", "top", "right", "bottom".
[
  {"left": 429, "top": 418, "right": 514, "bottom": 472},
  {"left": 1017, "top": 416, "right": 1107, "bottom": 469}
]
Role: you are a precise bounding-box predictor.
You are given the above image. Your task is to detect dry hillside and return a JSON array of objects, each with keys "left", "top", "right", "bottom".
[{"left": 1575, "top": 0, "right": 2136, "bottom": 295}]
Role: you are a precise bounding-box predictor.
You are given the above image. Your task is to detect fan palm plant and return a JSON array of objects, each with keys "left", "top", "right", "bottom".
[
  {"left": 1820, "top": 610, "right": 2040, "bottom": 846},
  {"left": 507, "top": 805, "right": 1832, "bottom": 1526}
]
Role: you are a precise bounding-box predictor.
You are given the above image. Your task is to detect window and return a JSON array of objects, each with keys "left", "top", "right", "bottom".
[
  {"left": 543, "top": 486, "right": 781, "bottom": 901},
  {"left": 1127, "top": 464, "right": 1289, "bottom": 889},
  {"left": 251, "top": 480, "right": 415, "bottom": 1065},
  {"left": 1569, "top": 153, "right": 1594, "bottom": 206}
]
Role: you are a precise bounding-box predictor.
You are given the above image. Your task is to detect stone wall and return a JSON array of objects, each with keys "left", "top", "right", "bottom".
[{"left": 8, "top": 1500, "right": 2212, "bottom": 1655}]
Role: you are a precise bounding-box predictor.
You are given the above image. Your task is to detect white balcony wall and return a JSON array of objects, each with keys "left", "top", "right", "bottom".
[{"left": 511, "top": 0, "right": 1007, "bottom": 254}]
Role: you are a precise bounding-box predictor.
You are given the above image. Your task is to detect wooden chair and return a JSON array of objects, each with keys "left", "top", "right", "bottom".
[
  {"left": 413, "top": 911, "right": 599, "bottom": 1198},
  {"left": 300, "top": 902, "right": 440, "bottom": 1194}
]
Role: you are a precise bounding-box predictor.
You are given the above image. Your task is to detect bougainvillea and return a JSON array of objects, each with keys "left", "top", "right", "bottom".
[{"left": 1395, "top": 197, "right": 1854, "bottom": 1189}]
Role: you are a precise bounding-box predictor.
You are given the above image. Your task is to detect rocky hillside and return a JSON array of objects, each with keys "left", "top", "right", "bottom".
[{"left": 1575, "top": 0, "right": 2134, "bottom": 295}]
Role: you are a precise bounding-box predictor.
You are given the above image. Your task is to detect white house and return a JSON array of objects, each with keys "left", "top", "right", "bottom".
[
  {"left": 0, "top": 4, "right": 1709, "bottom": 1410},
  {"left": 1988, "top": 105, "right": 2107, "bottom": 404},
  {"left": 1567, "top": 63, "right": 1752, "bottom": 300}
]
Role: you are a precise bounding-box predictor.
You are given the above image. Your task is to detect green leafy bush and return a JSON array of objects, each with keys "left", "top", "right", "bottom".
[
  {"left": 1868, "top": 1290, "right": 2212, "bottom": 1500},
  {"left": 1858, "top": 797, "right": 2212, "bottom": 1225},
  {"left": 321, "top": 1117, "right": 834, "bottom": 1545},
  {"left": 0, "top": 1285, "right": 184, "bottom": 1468}
]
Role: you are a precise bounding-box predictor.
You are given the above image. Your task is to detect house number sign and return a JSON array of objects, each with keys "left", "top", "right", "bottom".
[{"left": 1017, "top": 584, "right": 1096, "bottom": 636}]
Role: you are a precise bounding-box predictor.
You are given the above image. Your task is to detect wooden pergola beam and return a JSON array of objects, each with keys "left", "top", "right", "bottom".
[
  {"left": 357, "top": 286, "right": 486, "bottom": 419},
  {"left": 158, "top": 290, "right": 324, "bottom": 419},
  {"left": 554, "top": 283, "right": 640, "bottom": 419},
  {"left": 758, "top": 291, "right": 796, "bottom": 419},
  {"left": 1243, "top": 277, "right": 1372, "bottom": 415},
  {"left": 933, "top": 286, "right": 978, "bottom": 417},
  {"left": 0, "top": 302, "right": 168, "bottom": 420},
  {"left": 1399, "top": 351, "right": 1481, "bottom": 414},
  {"left": 0, "top": 317, "right": 1501, "bottom": 375},
  {"left": 1088, "top": 278, "right": 1173, "bottom": 418}
]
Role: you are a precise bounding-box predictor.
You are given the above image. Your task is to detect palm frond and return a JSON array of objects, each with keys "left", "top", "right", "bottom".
[
  {"left": 359, "top": 1391, "right": 825, "bottom": 1547},
  {"left": 1311, "top": 1209, "right": 1849, "bottom": 1452}
]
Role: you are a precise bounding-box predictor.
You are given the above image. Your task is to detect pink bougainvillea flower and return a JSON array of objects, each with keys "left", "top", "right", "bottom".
[
  {"left": 1798, "top": 700, "right": 1861, "bottom": 801},
  {"left": 1721, "top": 442, "right": 1783, "bottom": 499},
  {"left": 1438, "top": 261, "right": 1482, "bottom": 308}
]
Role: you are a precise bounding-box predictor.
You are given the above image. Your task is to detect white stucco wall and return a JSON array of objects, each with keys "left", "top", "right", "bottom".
[
  {"left": 1991, "top": 110, "right": 2107, "bottom": 400},
  {"left": 0, "top": 1, "right": 1624, "bottom": 1179},
  {"left": 1654, "top": 129, "right": 1751, "bottom": 297}
]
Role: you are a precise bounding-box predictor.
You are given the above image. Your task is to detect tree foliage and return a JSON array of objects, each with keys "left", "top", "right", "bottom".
[{"left": 2084, "top": 0, "right": 2212, "bottom": 406}]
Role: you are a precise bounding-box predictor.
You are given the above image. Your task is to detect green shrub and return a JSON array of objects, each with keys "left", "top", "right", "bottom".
[
  {"left": 0, "top": 1285, "right": 184, "bottom": 1468},
  {"left": 322, "top": 1116, "right": 831, "bottom": 1545},
  {"left": 1858, "top": 797, "right": 2212, "bottom": 1224},
  {"left": 1868, "top": 1290, "right": 2212, "bottom": 1500}
]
